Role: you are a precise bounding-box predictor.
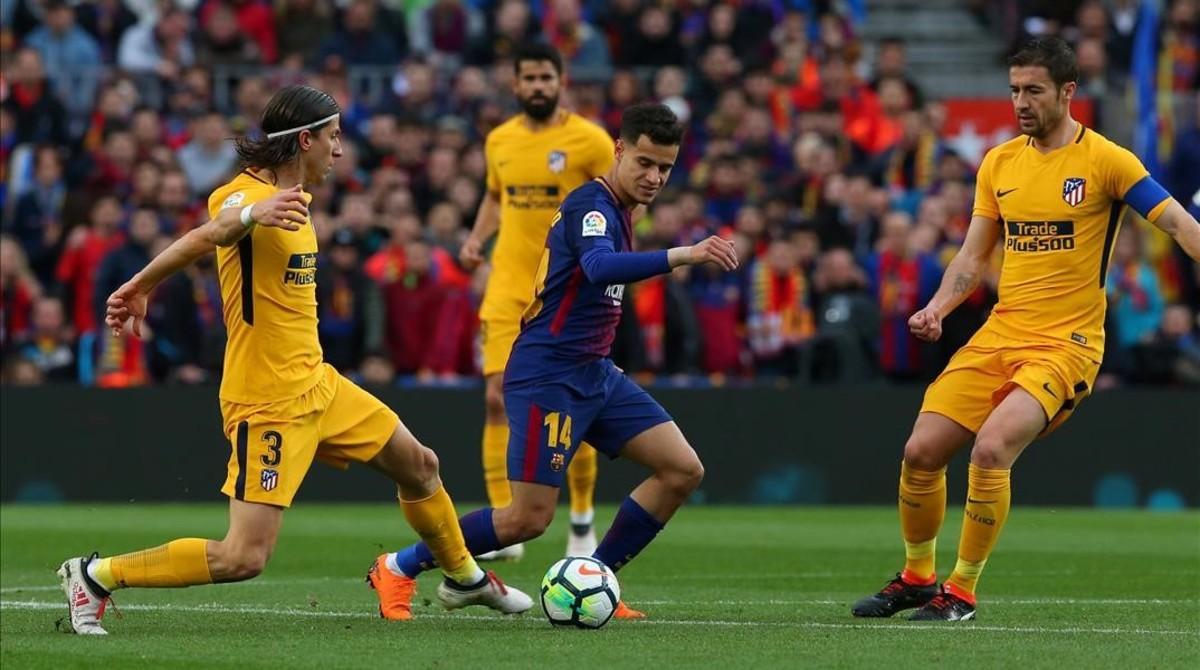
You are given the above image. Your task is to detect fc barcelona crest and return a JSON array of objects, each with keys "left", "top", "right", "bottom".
[
  {"left": 261, "top": 468, "right": 279, "bottom": 492},
  {"left": 1062, "top": 177, "right": 1087, "bottom": 207},
  {"left": 548, "top": 150, "right": 567, "bottom": 174}
]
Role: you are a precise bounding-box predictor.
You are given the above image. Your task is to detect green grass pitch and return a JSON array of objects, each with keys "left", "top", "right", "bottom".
[{"left": 2, "top": 504, "right": 1197, "bottom": 669}]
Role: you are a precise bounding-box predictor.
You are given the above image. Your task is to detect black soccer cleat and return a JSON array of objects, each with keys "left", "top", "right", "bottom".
[
  {"left": 851, "top": 573, "right": 939, "bottom": 618},
  {"left": 907, "top": 585, "right": 977, "bottom": 621}
]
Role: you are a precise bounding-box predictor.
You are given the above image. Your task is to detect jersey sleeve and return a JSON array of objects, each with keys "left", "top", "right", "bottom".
[
  {"left": 484, "top": 132, "right": 501, "bottom": 195},
  {"left": 1099, "top": 141, "right": 1171, "bottom": 221},
  {"left": 572, "top": 203, "right": 669, "bottom": 284},
  {"left": 971, "top": 148, "right": 1000, "bottom": 221}
]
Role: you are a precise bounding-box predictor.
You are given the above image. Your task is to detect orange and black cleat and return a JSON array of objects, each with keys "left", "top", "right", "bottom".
[
  {"left": 613, "top": 601, "right": 646, "bottom": 620},
  {"left": 366, "top": 554, "right": 417, "bottom": 621}
]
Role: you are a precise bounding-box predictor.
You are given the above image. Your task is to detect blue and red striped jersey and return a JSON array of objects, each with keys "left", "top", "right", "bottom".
[{"left": 505, "top": 178, "right": 669, "bottom": 386}]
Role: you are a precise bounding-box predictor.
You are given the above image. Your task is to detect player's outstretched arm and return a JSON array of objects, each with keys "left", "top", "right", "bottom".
[
  {"left": 105, "top": 186, "right": 309, "bottom": 338},
  {"left": 1150, "top": 199, "right": 1200, "bottom": 261},
  {"left": 461, "top": 191, "right": 500, "bottom": 270},
  {"left": 667, "top": 235, "right": 739, "bottom": 271},
  {"left": 909, "top": 215, "right": 1001, "bottom": 342}
]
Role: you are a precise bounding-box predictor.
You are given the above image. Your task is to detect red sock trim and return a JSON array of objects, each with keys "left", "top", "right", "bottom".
[
  {"left": 944, "top": 581, "right": 977, "bottom": 605},
  {"left": 901, "top": 568, "right": 937, "bottom": 586}
]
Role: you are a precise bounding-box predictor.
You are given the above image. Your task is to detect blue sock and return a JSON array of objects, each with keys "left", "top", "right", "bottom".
[
  {"left": 392, "top": 508, "right": 501, "bottom": 577},
  {"left": 592, "top": 497, "right": 665, "bottom": 572}
]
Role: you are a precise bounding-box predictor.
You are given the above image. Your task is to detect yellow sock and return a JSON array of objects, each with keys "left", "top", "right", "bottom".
[
  {"left": 898, "top": 461, "right": 946, "bottom": 583},
  {"left": 482, "top": 422, "right": 511, "bottom": 508},
  {"left": 567, "top": 442, "right": 598, "bottom": 518},
  {"left": 94, "top": 538, "right": 212, "bottom": 590},
  {"left": 400, "top": 485, "right": 483, "bottom": 585},
  {"left": 947, "top": 463, "right": 1012, "bottom": 597}
]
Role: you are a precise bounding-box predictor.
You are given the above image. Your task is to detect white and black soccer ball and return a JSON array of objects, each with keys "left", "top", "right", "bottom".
[{"left": 539, "top": 556, "right": 621, "bottom": 629}]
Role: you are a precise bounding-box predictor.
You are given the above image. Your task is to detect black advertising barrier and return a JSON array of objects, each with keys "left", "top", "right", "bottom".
[{"left": 1, "top": 385, "right": 1196, "bottom": 506}]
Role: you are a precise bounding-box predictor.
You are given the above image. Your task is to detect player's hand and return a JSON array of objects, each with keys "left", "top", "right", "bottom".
[
  {"left": 106, "top": 280, "right": 149, "bottom": 339},
  {"left": 687, "top": 235, "right": 739, "bottom": 271},
  {"left": 250, "top": 185, "right": 309, "bottom": 231},
  {"left": 460, "top": 235, "right": 486, "bottom": 270},
  {"left": 908, "top": 307, "right": 943, "bottom": 342}
]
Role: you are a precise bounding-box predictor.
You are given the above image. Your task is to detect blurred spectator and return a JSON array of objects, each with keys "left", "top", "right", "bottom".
[
  {"left": 23, "top": 0, "right": 102, "bottom": 116},
  {"left": 178, "top": 110, "right": 239, "bottom": 197},
  {"left": 16, "top": 295, "right": 75, "bottom": 382},
  {"left": 199, "top": 0, "right": 278, "bottom": 64},
  {"left": 543, "top": 0, "right": 612, "bottom": 76},
  {"left": 93, "top": 208, "right": 163, "bottom": 330},
  {"left": 746, "top": 238, "right": 815, "bottom": 378},
  {"left": 1128, "top": 303, "right": 1200, "bottom": 385},
  {"left": 0, "top": 235, "right": 43, "bottom": 354},
  {"left": 408, "top": 0, "right": 476, "bottom": 60},
  {"left": 1106, "top": 224, "right": 1165, "bottom": 350},
  {"left": 145, "top": 246, "right": 226, "bottom": 384},
  {"left": 465, "top": 0, "right": 536, "bottom": 65},
  {"left": 317, "top": 229, "right": 384, "bottom": 372},
  {"left": 868, "top": 37, "right": 924, "bottom": 108},
  {"left": 383, "top": 240, "right": 476, "bottom": 378},
  {"left": 75, "top": 0, "right": 139, "bottom": 63},
  {"left": 117, "top": 7, "right": 196, "bottom": 80},
  {"left": 619, "top": 3, "right": 684, "bottom": 67},
  {"left": 811, "top": 248, "right": 879, "bottom": 382},
  {"left": 197, "top": 1, "right": 264, "bottom": 66},
  {"left": 318, "top": 0, "right": 404, "bottom": 66},
  {"left": 55, "top": 195, "right": 125, "bottom": 336},
  {"left": 8, "top": 145, "right": 67, "bottom": 284},
  {"left": 1, "top": 48, "right": 69, "bottom": 146},
  {"left": 276, "top": 0, "right": 334, "bottom": 66},
  {"left": 862, "top": 211, "right": 942, "bottom": 381}
]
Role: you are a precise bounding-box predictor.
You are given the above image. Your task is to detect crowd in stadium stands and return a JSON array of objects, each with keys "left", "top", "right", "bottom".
[{"left": 1, "top": 0, "right": 1197, "bottom": 389}]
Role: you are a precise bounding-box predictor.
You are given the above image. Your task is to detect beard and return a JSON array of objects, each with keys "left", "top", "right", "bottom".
[{"left": 519, "top": 93, "right": 559, "bottom": 121}]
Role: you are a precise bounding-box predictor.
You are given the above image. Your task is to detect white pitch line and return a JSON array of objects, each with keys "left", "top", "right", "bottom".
[
  {"left": 2, "top": 583, "right": 1195, "bottom": 606},
  {"left": 2, "top": 600, "right": 1196, "bottom": 637}
]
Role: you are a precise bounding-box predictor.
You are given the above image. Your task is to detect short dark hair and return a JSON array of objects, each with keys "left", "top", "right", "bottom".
[
  {"left": 1009, "top": 36, "right": 1078, "bottom": 88},
  {"left": 513, "top": 42, "right": 563, "bottom": 76},
  {"left": 235, "top": 85, "right": 340, "bottom": 170},
  {"left": 619, "top": 103, "right": 684, "bottom": 147}
]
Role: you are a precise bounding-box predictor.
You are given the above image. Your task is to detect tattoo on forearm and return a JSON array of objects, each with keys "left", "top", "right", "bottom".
[{"left": 952, "top": 272, "right": 977, "bottom": 295}]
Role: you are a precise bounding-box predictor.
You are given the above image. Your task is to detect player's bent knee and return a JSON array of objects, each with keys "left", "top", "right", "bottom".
[
  {"left": 903, "top": 434, "right": 948, "bottom": 471},
  {"left": 216, "top": 543, "right": 272, "bottom": 581},
  {"left": 661, "top": 453, "right": 704, "bottom": 498},
  {"left": 970, "top": 433, "right": 1014, "bottom": 469},
  {"left": 509, "top": 502, "right": 555, "bottom": 541}
]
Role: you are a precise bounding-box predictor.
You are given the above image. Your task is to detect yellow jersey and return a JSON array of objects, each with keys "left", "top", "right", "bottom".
[
  {"left": 481, "top": 112, "right": 614, "bottom": 316},
  {"left": 972, "top": 124, "right": 1171, "bottom": 360},
  {"left": 208, "top": 171, "right": 323, "bottom": 404}
]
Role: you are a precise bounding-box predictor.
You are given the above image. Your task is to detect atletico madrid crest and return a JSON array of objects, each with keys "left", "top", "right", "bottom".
[
  {"left": 1062, "top": 177, "right": 1087, "bottom": 207},
  {"left": 261, "top": 469, "right": 279, "bottom": 492},
  {"left": 548, "top": 150, "right": 567, "bottom": 174}
]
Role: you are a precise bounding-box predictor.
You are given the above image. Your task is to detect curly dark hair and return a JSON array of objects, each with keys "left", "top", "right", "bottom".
[
  {"left": 619, "top": 103, "right": 685, "bottom": 147},
  {"left": 234, "top": 85, "right": 340, "bottom": 171}
]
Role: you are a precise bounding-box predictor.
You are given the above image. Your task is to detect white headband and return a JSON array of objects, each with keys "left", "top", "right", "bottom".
[{"left": 265, "top": 113, "right": 340, "bottom": 139}]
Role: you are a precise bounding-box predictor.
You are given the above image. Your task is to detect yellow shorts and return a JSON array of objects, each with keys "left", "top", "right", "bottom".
[
  {"left": 479, "top": 293, "right": 526, "bottom": 377},
  {"left": 219, "top": 363, "right": 399, "bottom": 507},
  {"left": 921, "top": 327, "right": 1100, "bottom": 436}
]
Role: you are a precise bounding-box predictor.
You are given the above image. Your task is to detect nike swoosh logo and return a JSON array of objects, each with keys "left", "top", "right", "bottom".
[
  {"left": 1042, "top": 382, "right": 1058, "bottom": 399},
  {"left": 578, "top": 565, "right": 608, "bottom": 577},
  {"left": 996, "top": 188, "right": 1018, "bottom": 197},
  {"left": 967, "top": 498, "right": 997, "bottom": 504}
]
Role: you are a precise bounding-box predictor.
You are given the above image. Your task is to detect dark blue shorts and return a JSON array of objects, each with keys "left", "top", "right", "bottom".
[{"left": 504, "top": 359, "right": 673, "bottom": 487}]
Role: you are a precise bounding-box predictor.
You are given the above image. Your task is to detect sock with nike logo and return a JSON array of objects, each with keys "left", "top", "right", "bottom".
[
  {"left": 947, "top": 463, "right": 1012, "bottom": 596},
  {"left": 899, "top": 461, "right": 947, "bottom": 584},
  {"left": 592, "top": 497, "right": 664, "bottom": 572}
]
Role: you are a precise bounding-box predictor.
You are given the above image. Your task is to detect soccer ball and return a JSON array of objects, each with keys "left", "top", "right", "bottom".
[{"left": 539, "top": 556, "right": 621, "bottom": 629}]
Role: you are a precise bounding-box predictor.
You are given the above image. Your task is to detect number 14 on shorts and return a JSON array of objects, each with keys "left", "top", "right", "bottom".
[{"left": 544, "top": 412, "right": 573, "bottom": 472}]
